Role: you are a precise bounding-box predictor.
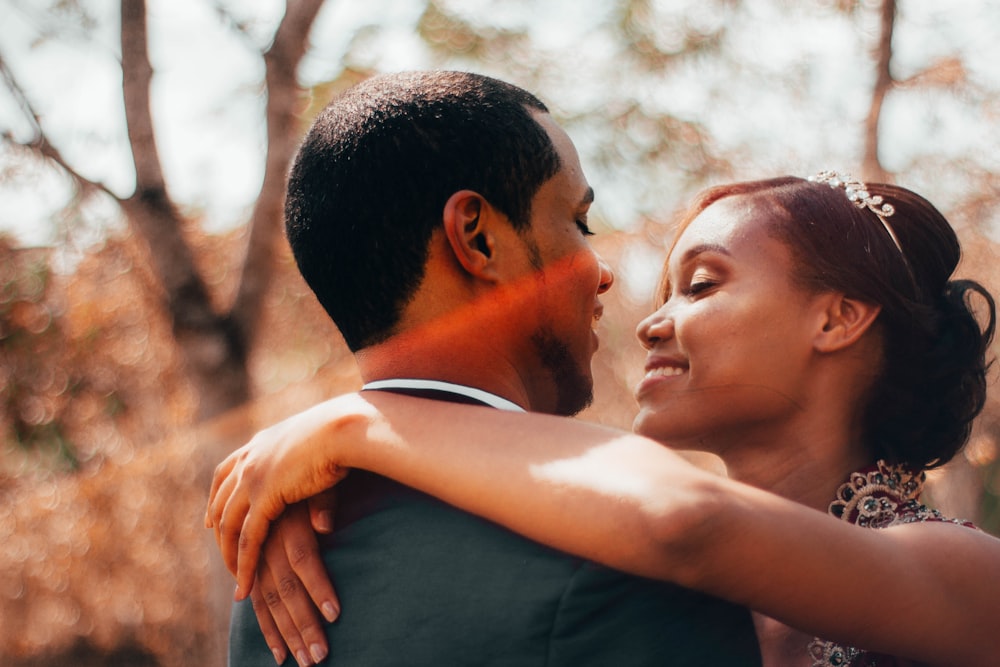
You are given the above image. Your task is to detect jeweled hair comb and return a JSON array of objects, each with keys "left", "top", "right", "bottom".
[{"left": 808, "top": 170, "right": 902, "bottom": 254}]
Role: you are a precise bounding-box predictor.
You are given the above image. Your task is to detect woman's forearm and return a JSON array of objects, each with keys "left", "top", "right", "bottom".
[
  {"left": 337, "top": 391, "right": 711, "bottom": 579},
  {"left": 213, "top": 390, "right": 999, "bottom": 665},
  {"left": 334, "top": 392, "right": 905, "bottom": 628},
  {"left": 336, "top": 392, "right": 838, "bottom": 602},
  {"left": 331, "top": 391, "right": 1000, "bottom": 665}
]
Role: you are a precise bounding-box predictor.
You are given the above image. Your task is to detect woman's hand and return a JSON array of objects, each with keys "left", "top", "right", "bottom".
[
  {"left": 205, "top": 393, "right": 376, "bottom": 598},
  {"left": 250, "top": 496, "right": 340, "bottom": 667}
]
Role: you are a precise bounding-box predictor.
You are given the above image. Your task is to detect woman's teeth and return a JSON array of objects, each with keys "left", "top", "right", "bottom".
[{"left": 646, "top": 366, "right": 685, "bottom": 378}]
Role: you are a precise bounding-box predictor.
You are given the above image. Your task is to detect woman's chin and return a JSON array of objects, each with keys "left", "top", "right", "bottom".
[
  {"left": 633, "top": 411, "right": 714, "bottom": 453},
  {"left": 631, "top": 410, "right": 655, "bottom": 438},
  {"left": 633, "top": 409, "right": 682, "bottom": 443}
]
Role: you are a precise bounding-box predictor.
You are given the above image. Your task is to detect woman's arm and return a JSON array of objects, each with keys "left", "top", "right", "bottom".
[{"left": 207, "top": 390, "right": 1000, "bottom": 667}]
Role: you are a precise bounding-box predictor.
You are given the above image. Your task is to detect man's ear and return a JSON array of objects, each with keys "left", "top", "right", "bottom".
[
  {"left": 813, "top": 293, "right": 882, "bottom": 353},
  {"left": 442, "top": 190, "right": 498, "bottom": 280}
]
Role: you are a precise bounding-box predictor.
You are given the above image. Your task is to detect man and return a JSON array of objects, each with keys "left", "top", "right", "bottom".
[{"left": 218, "top": 71, "right": 760, "bottom": 666}]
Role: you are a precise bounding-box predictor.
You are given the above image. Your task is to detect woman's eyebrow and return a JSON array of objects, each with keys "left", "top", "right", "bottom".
[{"left": 678, "top": 243, "right": 731, "bottom": 265}]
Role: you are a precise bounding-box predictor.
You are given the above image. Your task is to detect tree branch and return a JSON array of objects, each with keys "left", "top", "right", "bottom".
[
  {"left": 120, "top": 0, "right": 168, "bottom": 194},
  {"left": 0, "top": 48, "right": 118, "bottom": 202},
  {"left": 896, "top": 56, "right": 966, "bottom": 89},
  {"left": 861, "top": 0, "right": 895, "bottom": 183},
  {"left": 229, "top": 0, "right": 326, "bottom": 345},
  {"left": 210, "top": 0, "right": 264, "bottom": 51}
]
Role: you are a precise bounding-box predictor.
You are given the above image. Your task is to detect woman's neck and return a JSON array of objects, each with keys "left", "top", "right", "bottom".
[
  {"left": 700, "top": 421, "right": 870, "bottom": 512},
  {"left": 727, "top": 449, "right": 859, "bottom": 513}
]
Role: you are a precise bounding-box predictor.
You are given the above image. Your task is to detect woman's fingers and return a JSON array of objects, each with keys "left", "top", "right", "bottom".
[
  {"left": 206, "top": 395, "right": 364, "bottom": 596},
  {"left": 255, "top": 557, "right": 316, "bottom": 666},
  {"left": 284, "top": 501, "right": 340, "bottom": 622},
  {"left": 248, "top": 581, "right": 289, "bottom": 666},
  {"left": 206, "top": 451, "right": 239, "bottom": 527},
  {"left": 308, "top": 489, "right": 339, "bottom": 535},
  {"left": 253, "top": 507, "right": 333, "bottom": 666},
  {"left": 211, "top": 471, "right": 242, "bottom": 568}
]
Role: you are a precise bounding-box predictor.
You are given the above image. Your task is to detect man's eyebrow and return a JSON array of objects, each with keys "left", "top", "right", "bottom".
[{"left": 679, "top": 243, "right": 730, "bottom": 264}]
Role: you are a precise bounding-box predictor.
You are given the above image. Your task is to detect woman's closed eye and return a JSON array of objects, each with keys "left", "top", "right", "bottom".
[
  {"left": 576, "top": 219, "right": 595, "bottom": 236},
  {"left": 684, "top": 277, "right": 718, "bottom": 297}
]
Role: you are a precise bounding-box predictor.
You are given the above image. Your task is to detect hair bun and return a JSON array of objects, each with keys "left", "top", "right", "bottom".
[{"left": 899, "top": 278, "right": 997, "bottom": 467}]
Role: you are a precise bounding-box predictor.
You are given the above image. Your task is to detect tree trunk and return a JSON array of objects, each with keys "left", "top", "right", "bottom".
[
  {"left": 117, "top": 0, "right": 325, "bottom": 420},
  {"left": 120, "top": 0, "right": 250, "bottom": 419}
]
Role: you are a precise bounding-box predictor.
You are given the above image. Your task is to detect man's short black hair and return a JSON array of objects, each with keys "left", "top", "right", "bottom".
[{"left": 285, "top": 70, "right": 562, "bottom": 351}]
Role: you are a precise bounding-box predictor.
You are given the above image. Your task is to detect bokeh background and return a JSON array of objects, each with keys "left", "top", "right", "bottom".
[{"left": 1, "top": 1, "right": 998, "bottom": 665}]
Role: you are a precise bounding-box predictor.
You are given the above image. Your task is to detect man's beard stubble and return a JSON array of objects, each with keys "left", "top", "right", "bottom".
[{"left": 530, "top": 329, "right": 593, "bottom": 417}]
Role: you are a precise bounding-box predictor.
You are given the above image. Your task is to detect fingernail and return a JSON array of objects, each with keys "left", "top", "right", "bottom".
[
  {"left": 233, "top": 584, "right": 242, "bottom": 601},
  {"left": 315, "top": 510, "right": 334, "bottom": 533},
  {"left": 295, "top": 649, "right": 311, "bottom": 666},
  {"left": 310, "top": 643, "right": 328, "bottom": 663},
  {"left": 271, "top": 647, "right": 286, "bottom": 665},
  {"left": 322, "top": 601, "right": 339, "bottom": 622}
]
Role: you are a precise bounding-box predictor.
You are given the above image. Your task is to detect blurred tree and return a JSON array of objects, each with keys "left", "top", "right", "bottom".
[
  {"left": 1, "top": 0, "right": 324, "bottom": 421},
  {"left": 861, "top": 0, "right": 895, "bottom": 182}
]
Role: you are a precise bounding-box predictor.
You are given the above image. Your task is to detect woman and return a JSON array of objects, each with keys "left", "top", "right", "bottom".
[{"left": 208, "top": 173, "right": 999, "bottom": 666}]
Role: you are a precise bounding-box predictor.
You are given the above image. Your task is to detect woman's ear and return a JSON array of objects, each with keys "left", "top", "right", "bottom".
[
  {"left": 442, "top": 190, "right": 498, "bottom": 280},
  {"left": 813, "top": 293, "right": 882, "bottom": 353}
]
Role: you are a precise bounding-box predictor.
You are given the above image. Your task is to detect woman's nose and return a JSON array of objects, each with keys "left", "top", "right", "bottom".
[{"left": 636, "top": 305, "right": 674, "bottom": 350}]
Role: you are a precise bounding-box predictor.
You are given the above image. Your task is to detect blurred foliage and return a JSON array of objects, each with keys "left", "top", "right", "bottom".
[
  {"left": 0, "top": 228, "right": 357, "bottom": 665},
  {"left": 0, "top": 233, "right": 196, "bottom": 481},
  {"left": 0, "top": 237, "right": 78, "bottom": 470}
]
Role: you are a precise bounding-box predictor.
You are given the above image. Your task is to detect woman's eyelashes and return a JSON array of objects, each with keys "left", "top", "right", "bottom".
[
  {"left": 575, "top": 218, "right": 594, "bottom": 236},
  {"left": 663, "top": 278, "right": 716, "bottom": 305},
  {"left": 683, "top": 273, "right": 719, "bottom": 297}
]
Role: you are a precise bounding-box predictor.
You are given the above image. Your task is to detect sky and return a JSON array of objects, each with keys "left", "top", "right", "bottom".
[{"left": 1, "top": 0, "right": 999, "bottom": 249}]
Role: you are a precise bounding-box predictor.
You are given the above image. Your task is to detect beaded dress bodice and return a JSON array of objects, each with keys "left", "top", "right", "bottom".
[{"left": 807, "top": 460, "right": 975, "bottom": 667}]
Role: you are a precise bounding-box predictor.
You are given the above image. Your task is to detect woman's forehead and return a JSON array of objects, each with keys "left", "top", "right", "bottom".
[{"left": 671, "top": 196, "right": 761, "bottom": 256}]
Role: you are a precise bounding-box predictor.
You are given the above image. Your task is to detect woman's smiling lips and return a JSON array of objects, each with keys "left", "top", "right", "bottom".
[{"left": 636, "top": 355, "right": 689, "bottom": 397}]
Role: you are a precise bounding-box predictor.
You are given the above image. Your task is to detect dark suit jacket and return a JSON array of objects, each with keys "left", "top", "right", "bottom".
[{"left": 229, "top": 469, "right": 761, "bottom": 666}]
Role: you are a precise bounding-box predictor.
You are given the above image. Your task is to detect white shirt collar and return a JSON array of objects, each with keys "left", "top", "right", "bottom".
[{"left": 361, "top": 378, "right": 526, "bottom": 412}]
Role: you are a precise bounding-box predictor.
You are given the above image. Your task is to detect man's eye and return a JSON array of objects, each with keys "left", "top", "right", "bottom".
[{"left": 576, "top": 219, "right": 594, "bottom": 236}]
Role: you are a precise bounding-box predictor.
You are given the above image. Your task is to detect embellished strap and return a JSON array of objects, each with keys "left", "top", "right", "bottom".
[
  {"left": 809, "top": 460, "right": 976, "bottom": 667},
  {"left": 827, "top": 460, "right": 925, "bottom": 528},
  {"left": 809, "top": 641, "right": 862, "bottom": 667}
]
